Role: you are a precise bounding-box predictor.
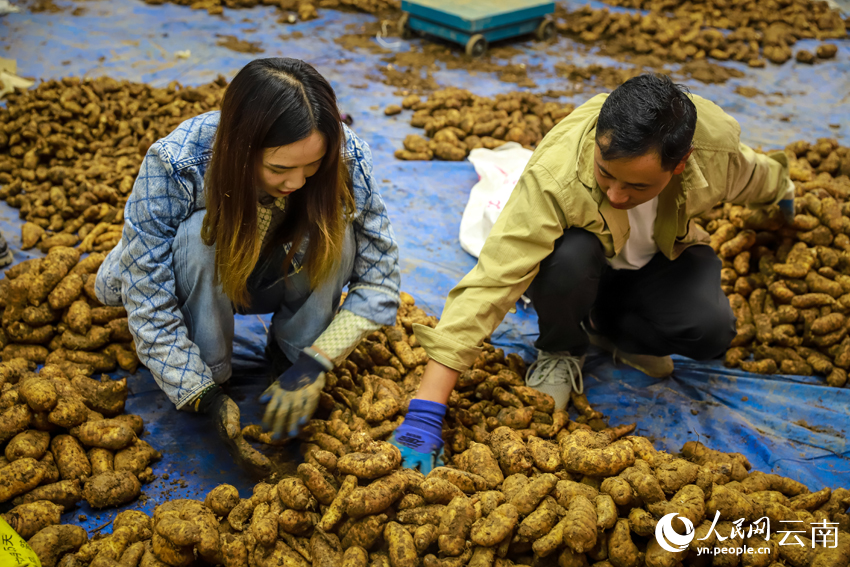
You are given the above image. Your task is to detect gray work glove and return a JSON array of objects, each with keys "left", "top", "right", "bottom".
[
  {"left": 260, "top": 347, "right": 332, "bottom": 440},
  {"left": 194, "top": 387, "right": 272, "bottom": 478}
]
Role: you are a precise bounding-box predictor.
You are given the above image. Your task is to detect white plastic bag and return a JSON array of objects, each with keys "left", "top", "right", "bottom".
[
  {"left": 0, "top": 0, "right": 21, "bottom": 16},
  {"left": 459, "top": 143, "right": 534, "bottom": 258}
]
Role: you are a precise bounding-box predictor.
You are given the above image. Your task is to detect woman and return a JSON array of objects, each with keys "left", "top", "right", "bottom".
[{"left": 95, "top": 58, "right": 401, "bottom": 474}]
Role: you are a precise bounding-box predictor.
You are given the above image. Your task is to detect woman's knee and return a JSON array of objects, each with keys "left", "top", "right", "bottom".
[{"left": 173, "top": 211, "right": 217, "bottom": 295}]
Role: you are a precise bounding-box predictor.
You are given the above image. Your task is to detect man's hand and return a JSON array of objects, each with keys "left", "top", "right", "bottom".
[
  {"left": 779, "top": 178, "right": 795, "bottom": 224},
  {"left": 205, "top": 391, "right": 271, "bottom": 478},
  {"left": 261, "top": 347, "right": 333, "bottom": 440},
  {"left": 387, "top": 399, "right": 447, "bottom": 475}
]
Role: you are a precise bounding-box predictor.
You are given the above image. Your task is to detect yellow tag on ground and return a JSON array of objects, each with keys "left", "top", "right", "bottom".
[{"left": 0, "top": 518, "right": 41, "bottom": 567}]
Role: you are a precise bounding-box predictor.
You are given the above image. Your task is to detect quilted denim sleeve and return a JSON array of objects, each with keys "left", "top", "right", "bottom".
[
  {"left": 120, "top": 143, "right": 214, "bottom": 408},
  {"left": 342, "top": 132, "right": 401, "bottom": 326}
]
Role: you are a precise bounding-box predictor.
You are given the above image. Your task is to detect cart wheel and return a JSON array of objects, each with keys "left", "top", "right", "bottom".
[
  {"left": 465, "top": 34, "right": 488, "bottom": 57},
  {"left": 535, "top": 17, "right": 555, "bottom": 41},
  {"left": 398, "top": 12, "right": 412, "bottom": 39}
]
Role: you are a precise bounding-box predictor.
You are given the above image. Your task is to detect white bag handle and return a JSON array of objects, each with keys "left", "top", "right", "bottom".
[{"left": 459, "top": 143, "right": 534, "bottom": 258}]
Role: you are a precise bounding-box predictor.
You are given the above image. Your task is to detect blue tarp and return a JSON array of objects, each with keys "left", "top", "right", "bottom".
[{"left": 1, "top": 0, "right": 849, "bottom": 533}]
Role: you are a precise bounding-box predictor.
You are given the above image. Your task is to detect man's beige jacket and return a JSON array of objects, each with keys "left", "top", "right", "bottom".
[{"left": 415, "top": 93, "right": 791, "bottom": 372}]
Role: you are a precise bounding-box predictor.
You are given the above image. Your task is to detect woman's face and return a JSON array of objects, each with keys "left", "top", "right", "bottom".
[{"left": 259, "top": 130, "right": 327, "bottom": 199}]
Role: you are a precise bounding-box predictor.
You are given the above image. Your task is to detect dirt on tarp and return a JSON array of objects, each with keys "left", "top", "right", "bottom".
[
  {"left": 379, "top": 45, "right": 544, "bottom": 92},
  {"left": 735, "top": 85, "right": 766, "bottom": 98},
  {"left": 334, "top": 21, "right": 394, "bottom": 54},
  {"left": 216, "top": 34, "right": 264, "bottom": 54},
  {"left": 335, "top": 19, "right": 549, "bottom": 93},
  {"left": 279, "top": 31, "right": 305, "bottom": 41},
  {"left": 138, "top": 0, "right": 398, "bottom": 20},
  {"left": 554, "top": 57, "right": 746, "bottom": 92},
  {"left": 678, "top": 59, "right": 745, "bottom": 84},
  {"left": 793, "top": 420, "right": 842, "bottom": 437},
  {"left": 252, "top": 442, "right": 301, "bottom": 483},
  {"left": 19, "top": 0, "right": 66, "bottom": 13},
  {"left": 554, "top": 63, "right": 647, "bottom": 90},
  {"left": 311, "top": 0, "right": 399, "bottom": 17},
  {"left": 368, "top": 65, "right": 440, "bottom": 95}
]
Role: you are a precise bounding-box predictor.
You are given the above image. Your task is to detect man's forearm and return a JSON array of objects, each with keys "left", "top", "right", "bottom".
[{"left": 415, "top": 359, "right": 460, "bottom": 405}]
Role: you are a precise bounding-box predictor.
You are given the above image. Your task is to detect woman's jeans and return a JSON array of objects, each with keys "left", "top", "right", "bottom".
[{"left": 167, "top": 211, "right": 354, "bottom": 384}]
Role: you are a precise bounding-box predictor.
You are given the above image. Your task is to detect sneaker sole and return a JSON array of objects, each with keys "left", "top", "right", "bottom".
[
  {"left": 588, "top": 331, "right": 673, "bottom": 377},
  {"left": 618, "top": 357, "right": 674, "bottom": 378}
]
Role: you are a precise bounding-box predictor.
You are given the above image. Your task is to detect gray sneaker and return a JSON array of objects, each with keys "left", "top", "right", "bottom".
[
  {"left": 0, "top": 233, "right": 13, "bottom": 268},
  {"left": 525, "top": 350, "right": 585, "bottom": 411}
]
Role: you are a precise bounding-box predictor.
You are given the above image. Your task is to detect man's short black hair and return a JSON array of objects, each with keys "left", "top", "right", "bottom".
[{"left": 596, "top": 74, "right": 697, "bottom": 171}]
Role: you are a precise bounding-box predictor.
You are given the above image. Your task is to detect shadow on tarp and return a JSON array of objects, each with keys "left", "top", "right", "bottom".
[{"left": 0, "top": 0, "right": 848, "bottom": 534}]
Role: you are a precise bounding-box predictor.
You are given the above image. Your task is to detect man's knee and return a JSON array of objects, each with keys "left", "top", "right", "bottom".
[
  {"left": 532, "top": 230, "right": 605, "bottom": 297},
  {"left": 675, "top": 307, "right": 736, "bottom": 360}
]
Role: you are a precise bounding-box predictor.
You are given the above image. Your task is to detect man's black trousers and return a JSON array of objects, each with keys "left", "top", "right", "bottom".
[{"left": 525, "top": 228, "right": 736, "bottom": 358}]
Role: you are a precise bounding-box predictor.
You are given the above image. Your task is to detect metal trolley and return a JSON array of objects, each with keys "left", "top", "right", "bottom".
[{"left": 398, "top": 0, "right": 557, "bottom": 57}]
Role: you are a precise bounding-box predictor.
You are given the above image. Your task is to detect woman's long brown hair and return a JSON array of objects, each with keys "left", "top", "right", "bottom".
[{"left": 202, "top": 58, "right": 354, "bottom": 307}]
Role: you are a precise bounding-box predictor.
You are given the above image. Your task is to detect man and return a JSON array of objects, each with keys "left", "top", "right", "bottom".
[{"left": 389, "top": 74, "right": 794, "bottom": 472}]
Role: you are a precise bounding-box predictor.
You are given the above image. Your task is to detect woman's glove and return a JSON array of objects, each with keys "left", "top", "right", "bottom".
[
  {"left": 261, "top": 347, "right": 333, "bottom": 440},
  {"left": 188, "top": 386, "right": 271, "bottom": 478},
  {"left": 388, "top": 399, "right": 447, "bottom": 474}
]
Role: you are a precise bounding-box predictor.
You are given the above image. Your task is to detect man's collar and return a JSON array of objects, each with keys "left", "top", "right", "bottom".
[
  {"left": 576, "top": 125, "right": 597, "bottom": 192},
  {"left": 679, "top": 151, "right": 708, "bottom": 200}
]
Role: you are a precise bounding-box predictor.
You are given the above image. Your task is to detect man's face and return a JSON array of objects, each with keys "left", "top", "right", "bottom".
[{"left": 593, "top": 141, "right": 687, "bottom": 210}]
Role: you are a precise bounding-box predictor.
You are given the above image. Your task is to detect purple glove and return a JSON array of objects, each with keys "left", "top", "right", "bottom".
[
  {"left": 389, "top": 399, "right": 446, "bottom": 473},
  {"left": 779, "top": 198, "right": 795, "bottom": 224}
]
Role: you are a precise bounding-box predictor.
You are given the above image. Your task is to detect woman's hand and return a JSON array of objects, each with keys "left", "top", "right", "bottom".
[
  {"left": 261, "top": 347, "right": 333, "bottom": 439},
  {"left": 193, "top": 387, "right": 271, "bottom": 477}
]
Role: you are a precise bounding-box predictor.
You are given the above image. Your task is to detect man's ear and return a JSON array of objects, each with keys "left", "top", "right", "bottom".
[{"left": 672, "top": 148, "right": 693, "bottom": 175}]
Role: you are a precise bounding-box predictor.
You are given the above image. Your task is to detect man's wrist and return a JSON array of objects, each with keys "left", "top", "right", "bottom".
[
  {"left": 405, "top": 399, "right": 447, "bottom": 434},
  {"left": 784, "top": 177, "right": 795, "bottom": 201},
  {"left": 415, "top": 359, "right": 460, "bottom": 405}
]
